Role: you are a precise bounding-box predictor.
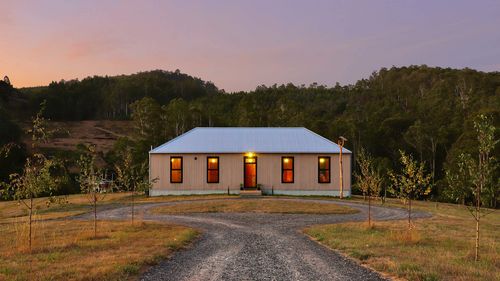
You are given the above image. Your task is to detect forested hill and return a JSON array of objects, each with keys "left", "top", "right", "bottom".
[
  {"left": 19, "top": 69, "right": 220, "bottom": 120},
  {"left": 1, "top": 65, "right": 499, "bottom": 202}
]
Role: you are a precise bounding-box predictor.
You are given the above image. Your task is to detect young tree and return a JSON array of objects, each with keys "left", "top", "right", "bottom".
[
  {"left": 77, "top": 144, "right": 104, "bottom": 238},
  {"left": 465, "top": 114, "right": 498, "bottom": 261},
  {"left": 115, "top": 147, "right": 155, "bottom": 224},
  {"left": 5, "top": 101, "right": 59, "bottom": 252},
  {"left": 114, "top": 148, "right": 136, "bottom": 223},
  {"left": 444, "top": 153, "right": 473, "bottom": 205},
  {"left": 133, "top": 162, "right": 156, "bottom": 219},
  {"left": 355, "top": 148, "right": 383, "bottom": 227},
  {"left": 9, "top": 154, "right": 58, "bottom": 252},
  {"left": 389, "top": 150, "right": 432, "bottom": 229},
  {"left": 28, "top": 100, "right": 54, "bottom": 148}
]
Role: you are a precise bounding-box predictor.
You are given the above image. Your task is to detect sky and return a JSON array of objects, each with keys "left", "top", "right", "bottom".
[{"left": 1, "top": 0, "right": 499, "bottom": 92}]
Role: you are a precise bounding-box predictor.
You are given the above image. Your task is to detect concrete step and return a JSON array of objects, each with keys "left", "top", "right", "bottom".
[{"left": 240, "top": 189, "right": 262, "bottom": 196}]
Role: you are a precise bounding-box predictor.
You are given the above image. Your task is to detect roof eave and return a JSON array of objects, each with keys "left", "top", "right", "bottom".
[{"left": 150, "top": 150, "right": 352, "bottom": 154}]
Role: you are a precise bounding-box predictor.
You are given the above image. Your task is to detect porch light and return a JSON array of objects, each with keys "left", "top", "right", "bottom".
[
  {"left": 283, "top": 158, "right": 290, "bottom": 163},
  {"left": 319, "top": 158, "right": 325, "bottom": 164},
  {"left": 246, "top": 152, "right": 255, "bottom": 158},
  {"left": 210, "top": 158, "right": 217, "bottom": 163}
]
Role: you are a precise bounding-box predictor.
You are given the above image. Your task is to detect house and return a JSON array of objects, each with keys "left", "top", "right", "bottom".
[{"left": 149, "top": 127, "right": 351, "bottom": 196}]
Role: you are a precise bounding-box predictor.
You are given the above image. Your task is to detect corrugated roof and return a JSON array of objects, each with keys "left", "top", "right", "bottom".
[{"left": 150, "top": 127, "right": 351, "bottom": 154}]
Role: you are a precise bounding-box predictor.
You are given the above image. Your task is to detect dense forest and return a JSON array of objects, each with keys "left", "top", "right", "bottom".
[{"left": 1, "top": 66, "right": 499, "bottom": 206}]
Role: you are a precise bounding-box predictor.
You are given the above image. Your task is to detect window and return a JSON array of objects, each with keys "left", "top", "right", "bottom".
[
  {"left": 207, "top": 157, "right": 219, "bottom": 183},
  {"left": 170, "top": 157, "right": 183, "bottom": 183},
  {"left": 281, "top": 157, "right": 294, "bottom": 183},
  {"left": 318, "top": 156, "right": 330, "bottom": 183}
]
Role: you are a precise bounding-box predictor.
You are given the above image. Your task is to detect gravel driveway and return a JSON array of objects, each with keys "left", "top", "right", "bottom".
[{"left": 89, "top": 198, "right": 429, "bottom": 281}]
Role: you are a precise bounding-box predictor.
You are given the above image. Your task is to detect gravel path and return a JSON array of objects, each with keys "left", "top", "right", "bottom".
[{"left": 84, "top": 198, "right": 430, "bottom": 281}]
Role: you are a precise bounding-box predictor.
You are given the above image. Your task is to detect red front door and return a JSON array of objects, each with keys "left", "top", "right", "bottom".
[{"left": 244, "top": 156, "right": 257, "bottom": 188}]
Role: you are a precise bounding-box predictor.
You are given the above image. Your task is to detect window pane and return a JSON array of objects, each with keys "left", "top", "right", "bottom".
[
  {"left": 208, "top": 158, "right": 218, "bottom": 169},
  {"left": 208, "top": 170, "right": 219, "bottom": 183},
  {"left": 171, "top": 158, "right": 182, "bottom": 169},
  {"left": 319, "top": 157, "right": 329, "bottom": 170},
  {"left": 319, "top": 170, "right": 330, "bottom": 183},
  {"left": 171, "top": 170, "right": 182, "bottom": 183},
  {"left": 282, "top": 170, "right": 293, "bottom": 183},
  {"left": 282, "top": 157, "right": 293, "bottom": 170}
]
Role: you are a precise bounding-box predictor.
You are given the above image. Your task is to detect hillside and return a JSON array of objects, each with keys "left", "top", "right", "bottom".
[
  {"left": 19, "top": 69, "right": 221, "bottom": 120},
  {"left": 1, "top": 66, "right": 499, "bottom": 204}
]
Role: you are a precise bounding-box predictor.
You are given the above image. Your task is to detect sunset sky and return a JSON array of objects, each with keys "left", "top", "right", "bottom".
[{"left": 1, "top": 0, "right": 499, "bottom": 92}]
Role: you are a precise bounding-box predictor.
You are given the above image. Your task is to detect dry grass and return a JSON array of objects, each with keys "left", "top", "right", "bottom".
[
  {"left": 0, "top": 218, "right": 198, "bottom": 281},
  {"left": 0, "top": 193, "right": 131, "bottom": 223},
  {"left": 22, "top": 120, "right": 133, "bottom": 154},
  {"left": 152, "top": 198, "right": 358, "bottom": 214},
  {"left": 304, "top": 199, "right": 500, "bottom": 281},
  {"left": 0, "top": 193, "right": 237, "bottom": 223},
  {"left": 131, "top": 194, "right": 236, "bottom": 204}
]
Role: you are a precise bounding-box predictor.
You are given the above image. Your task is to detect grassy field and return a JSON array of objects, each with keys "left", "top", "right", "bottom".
[
  {"left": 0, "top": 219, "right": 198, "bottom": 281},
  {"left": 152, "top": 198, "right": 357, "bottom": 214},
  {"left": 0, "top": 193, "right": 239, "bottom": 280},
  {"left": 0, "top": 193, "right": 236, "bottom": 223},
  {"left": 0, "top": 193, "right": 125, "bottom": 223},
  {"left": 304, "top": 198, "right": 500, "bottom": 281},
  {"left": 4, "top": 193, "right": 497, "bottom": 280}
]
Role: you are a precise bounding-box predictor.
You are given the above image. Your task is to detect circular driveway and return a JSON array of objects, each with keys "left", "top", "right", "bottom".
[{"left": 94, "top": 198, "right": 429, "bottom": 281}]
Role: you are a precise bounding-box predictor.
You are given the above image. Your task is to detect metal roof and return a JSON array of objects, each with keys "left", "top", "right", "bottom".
[{"left": 150, "top": 127, "right": 351, "bottom": 154}]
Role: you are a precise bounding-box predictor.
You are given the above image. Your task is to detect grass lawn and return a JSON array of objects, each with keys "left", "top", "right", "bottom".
[
  {"left": 0, "top": 193, "right": 231, "bottom": 280},
  {"left": 0, "top": 219, "right": 198, "bottom": 281},
  {"left": 152, "top": 198, "right": 358, "bottom": 214},
  {"left": 0, "top": 193, "right": 130, "bottom": 223},
  {"left": 0, "top": 193, "right": 236, "bottom": 223},
  {"left": 304, "top": 198, "right": 499, "bottom": 281}
]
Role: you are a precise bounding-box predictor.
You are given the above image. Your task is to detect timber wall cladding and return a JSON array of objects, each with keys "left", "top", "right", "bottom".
[{"left": 150, "top": 153, "right": 351, "bottom": 192}]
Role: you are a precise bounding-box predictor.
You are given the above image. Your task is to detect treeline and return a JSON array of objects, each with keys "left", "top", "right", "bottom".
[
  {"left": 21, "top": 69, "right": 220, "bottom": 120},
  {"left": 2, "top": 66, "right": 499, "bottom": 206}
]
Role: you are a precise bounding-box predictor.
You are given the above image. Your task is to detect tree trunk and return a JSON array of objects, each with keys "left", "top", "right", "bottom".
[
  {"left": 29, "top": 196, "right": 33, "bottom": 253},
  {"left": 475, "top": 209, "right": 480, "bottom": 261},
  {"left": 408, "top": 198, "right": 412, "bottom": 230},
  {"left": 368, "top": 195, "right": 372, "bottom": 227},
  {"left": 131, "top": 189, "right": 135, "bottom": 225},
  {"left": 430, "top": 138, "right": 437, "bottom": 184},
  {"left": 93, "top": 193, "right": 97, "bottom": 238},
  {"left": 474, "top": 152, "right": 484, "bottom": 261}
]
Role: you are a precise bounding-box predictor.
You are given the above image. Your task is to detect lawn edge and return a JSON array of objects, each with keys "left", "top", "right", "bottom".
[
  {"left": 132, "top": 223, "right": 202, "bottom": 280},
  {"left": 302, "top": 227, "right": 404, "bottom": 281}
]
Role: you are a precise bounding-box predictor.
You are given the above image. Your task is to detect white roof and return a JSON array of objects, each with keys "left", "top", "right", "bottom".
[{"left": 150, "top": 127, "right": 351, "bottom": 154}]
